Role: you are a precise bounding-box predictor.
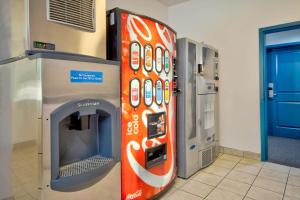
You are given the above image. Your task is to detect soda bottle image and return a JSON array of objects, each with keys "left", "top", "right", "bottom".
[
  {"left": 156, "top": 80, "right": 163, "bottom": 105},
  {"left": 144, "top": 45, "right": 153, "bottom": 71},
  {"left": 164, "top": 50, "right": 170, "bottom": 74},
  {"left": 130, "top": 42, "right": 140, "bottom": 71},
  {"left": 130, "top": 79, "right": 140, "bottom": 107},
  {"left": 164, "top": 80, "right": 170, "bottom": 104},
  {"left": 144, "top": 79, "right": 153, "bottom": 106}
]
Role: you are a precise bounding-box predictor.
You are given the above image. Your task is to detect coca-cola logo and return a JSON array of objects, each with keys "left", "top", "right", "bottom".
[{"left": 126, "top": 190, "right": 142, "bottom": 200}]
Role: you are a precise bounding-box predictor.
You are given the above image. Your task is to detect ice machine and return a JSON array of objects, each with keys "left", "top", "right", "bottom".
[
  {"left": 0, "top": 0, "right": 106, "bottom": 61},
  {"left": 177, "top": 38, "right": 219, "bottom": 178},
  {"left": 107, "top": 8, "right": 178, "bottom": 200},
  {"left": 0, "top": 53, "right": 121, "bottom": 200}
]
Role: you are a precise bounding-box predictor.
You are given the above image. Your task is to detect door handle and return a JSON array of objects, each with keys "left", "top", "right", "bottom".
[{"left": 268, "top": 83, "right": 276, "bottom": 98}]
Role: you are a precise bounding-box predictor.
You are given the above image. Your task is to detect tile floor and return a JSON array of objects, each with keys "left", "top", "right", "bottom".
[
  {"left": 160, "top": 154, "right": 300, "bottom": 200},
  {"left": 12, "top": 144, "right": 39, "bottom": 200},
  {"left": 11, "top": 145, "right": 300, "bottom": 200}
]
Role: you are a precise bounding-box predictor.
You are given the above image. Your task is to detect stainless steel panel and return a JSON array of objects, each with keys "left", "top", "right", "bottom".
[
  {"left": 0, "top": 0, "right": 106, "bottom": 61},
  {"left": 0, "top": 58, "right": 41, "bottom": 200},
  {"left": 177, "top": 38, "right": 199, "bottom": 178},
  {"left": 0, "top": 56, "right": 121, "bottom": 200},
  {"left": 0, "top": 64, "right": 13, "bottom": 200},
  {"left": 197, "top": 94, "right": 216, "bottom": 150},
  {"left": 197, "top": 44, "right": 218, "bottom": 95},
  {"left": 41, "top": 58, "right": 119, "bottom": 106}
]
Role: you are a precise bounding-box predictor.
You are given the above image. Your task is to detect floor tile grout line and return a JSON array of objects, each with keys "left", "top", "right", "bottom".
[
  {"left": 241, "top": 156, "right": 264, "bottom": 200},
  {"left": 173, "top": 155, "right": 231, "bottom": 199},
  {"left": 170, "top": 155, "right": 299, "bottom": 200},
  {"left": 190, "top": 173, "right": 223, "bottom": 187},
  {"left": 176, "top": 188, "right": 207, "bottom": 199},
  {"left": 244, "top": 161, "right": 291, "bottom": 200},
  {"left": 282, "top": 167, "right": 291, "bottom": 200},
  {"left": 202, "top": 156, "right": 243, "bottom": 200}
]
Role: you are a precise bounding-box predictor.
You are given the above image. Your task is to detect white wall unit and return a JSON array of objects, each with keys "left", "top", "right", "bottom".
[{"left": 168, "top": 0, "right": 300, "bottom": 153}]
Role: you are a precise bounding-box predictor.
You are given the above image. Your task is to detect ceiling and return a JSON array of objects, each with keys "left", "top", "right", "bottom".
[{"left": 157, "top": 0, "right": 190, "bottom": 6}]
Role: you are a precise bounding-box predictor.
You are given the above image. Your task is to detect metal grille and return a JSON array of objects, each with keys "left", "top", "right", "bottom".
[
  {"left": 201, "top": 148, "right": 212, "bottom": 168},
  {"left": 59, "top": 155, "right": 113, "bottom": 177},
  {"left": 48, "top": 0, "right": 95, "bottom": 31},
  {"left": 212, "top": 145, "right": 217, "bottom": 161}
]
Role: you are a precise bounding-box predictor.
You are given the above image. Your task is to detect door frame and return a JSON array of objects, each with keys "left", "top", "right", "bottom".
[{"left": 259, "top": 21, "right": 300, "bottom": 161}]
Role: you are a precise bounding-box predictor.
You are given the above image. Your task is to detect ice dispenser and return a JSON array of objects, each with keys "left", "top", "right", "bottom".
[{"left": 50, "top": 99, "right": 119, "bottom": 191}]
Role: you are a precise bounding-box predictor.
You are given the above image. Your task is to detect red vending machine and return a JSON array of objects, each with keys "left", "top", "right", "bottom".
[{"left": 107, "top": 8, "right": 177, "bottom": 200}]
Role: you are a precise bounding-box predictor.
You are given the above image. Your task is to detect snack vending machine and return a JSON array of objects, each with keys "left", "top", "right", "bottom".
[
  {"left": 177, "top": 38, "right": 219, "bottom": 179},
  {"left": 107, "top": 8, "right": 177, "bottom": 200}
]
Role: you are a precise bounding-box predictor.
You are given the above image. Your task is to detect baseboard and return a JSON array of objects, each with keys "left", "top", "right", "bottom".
[{"left": 218, "top": 146, "right": 261, "bottom": 160}]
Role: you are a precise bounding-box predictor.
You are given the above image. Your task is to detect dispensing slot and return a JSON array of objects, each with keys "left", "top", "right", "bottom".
[
  {"left": 147, "top": 112, "right": 166, "bottom": 139},
  {"left": 69, "top": 112, "right": 90, "bottom": 130},
  {"left": 51, "top": 99, "right": 119, "bottom": 192},
  {"left": 145, "top": 143, "right": 167, "bottom": 169}
]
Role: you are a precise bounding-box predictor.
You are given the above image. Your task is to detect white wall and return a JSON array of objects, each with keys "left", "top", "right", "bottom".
[
  {"left": 266, "top": 29, "right": 300, "bottom": 46},
  {"left": 168, "top": 0, "right": 300, "bottom": 153},
  {"left": 106, "top": 0, "right": 168, "bottom": 24}
]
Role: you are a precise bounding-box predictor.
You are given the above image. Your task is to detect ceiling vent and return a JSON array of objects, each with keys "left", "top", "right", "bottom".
[{"left": 47, "top": 0, "right": 95, "bottom": 32}]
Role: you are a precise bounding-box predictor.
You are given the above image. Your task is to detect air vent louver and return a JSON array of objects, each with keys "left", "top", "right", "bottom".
[
  {"left": 48, "top": 0, "right": 95, "bottom": 32},
  {"left": 201, "top": 148, "right": 213, "bottom": 168}
]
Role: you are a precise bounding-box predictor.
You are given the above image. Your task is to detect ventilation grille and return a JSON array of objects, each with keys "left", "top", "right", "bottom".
[
  {"left": 201, "top": 148, "right": 213, "bottom": 168},
  {"left": 48, "top": 0, "right": 95, "bottom": 32},
  {"left": 212, "top": 145, "right": 217, "bottom": 161},
  {"left": 59, "top": 155, "right": 113, "bottom": 177}
]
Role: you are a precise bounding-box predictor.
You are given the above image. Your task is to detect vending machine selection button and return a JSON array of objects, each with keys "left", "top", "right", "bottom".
[
  {"left": 164, "top": 80, "right": 170, "bottom": 104},
  {"left": 130, "top": 78, "right": 141, "bottom": 108},
  {"left": 144, "top": 44, "right": 153, "bottom": 72},
  {"left": 164, "top": 50, "right": 170, "bottom": 74},
  {"left": 155, "top": 80, "right": 163, "bottom": 105},
  {"left": 130, "top": 41, "right": 141, "bottom": 71},
  {"left": 155, "top": 47, "right": 163, "bottom": 73},
  {"left": 144, "top": 79, "right": 153, "bottom": 106}
]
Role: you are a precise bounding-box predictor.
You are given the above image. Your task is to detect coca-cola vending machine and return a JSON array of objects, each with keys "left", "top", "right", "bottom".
[{"left": 107, "top": 8, "right": 178, "bottom": 200}]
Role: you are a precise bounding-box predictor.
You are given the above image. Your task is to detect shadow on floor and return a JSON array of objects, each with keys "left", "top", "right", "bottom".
[{"left": 268, "top": 136, "right": 300, "bottom": 168}]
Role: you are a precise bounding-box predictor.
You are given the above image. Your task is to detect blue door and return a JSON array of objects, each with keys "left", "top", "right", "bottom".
[{"left": 268, "top": 45, "right": 300, "bottom": 140}]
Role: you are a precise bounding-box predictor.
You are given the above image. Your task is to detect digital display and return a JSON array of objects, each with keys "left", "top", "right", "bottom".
[
  {"left": 33, "top": 41, "right": 55, "bottom": 50},
  {"left": 147, "top": 112, "right": 166, "bottom": 139}
]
